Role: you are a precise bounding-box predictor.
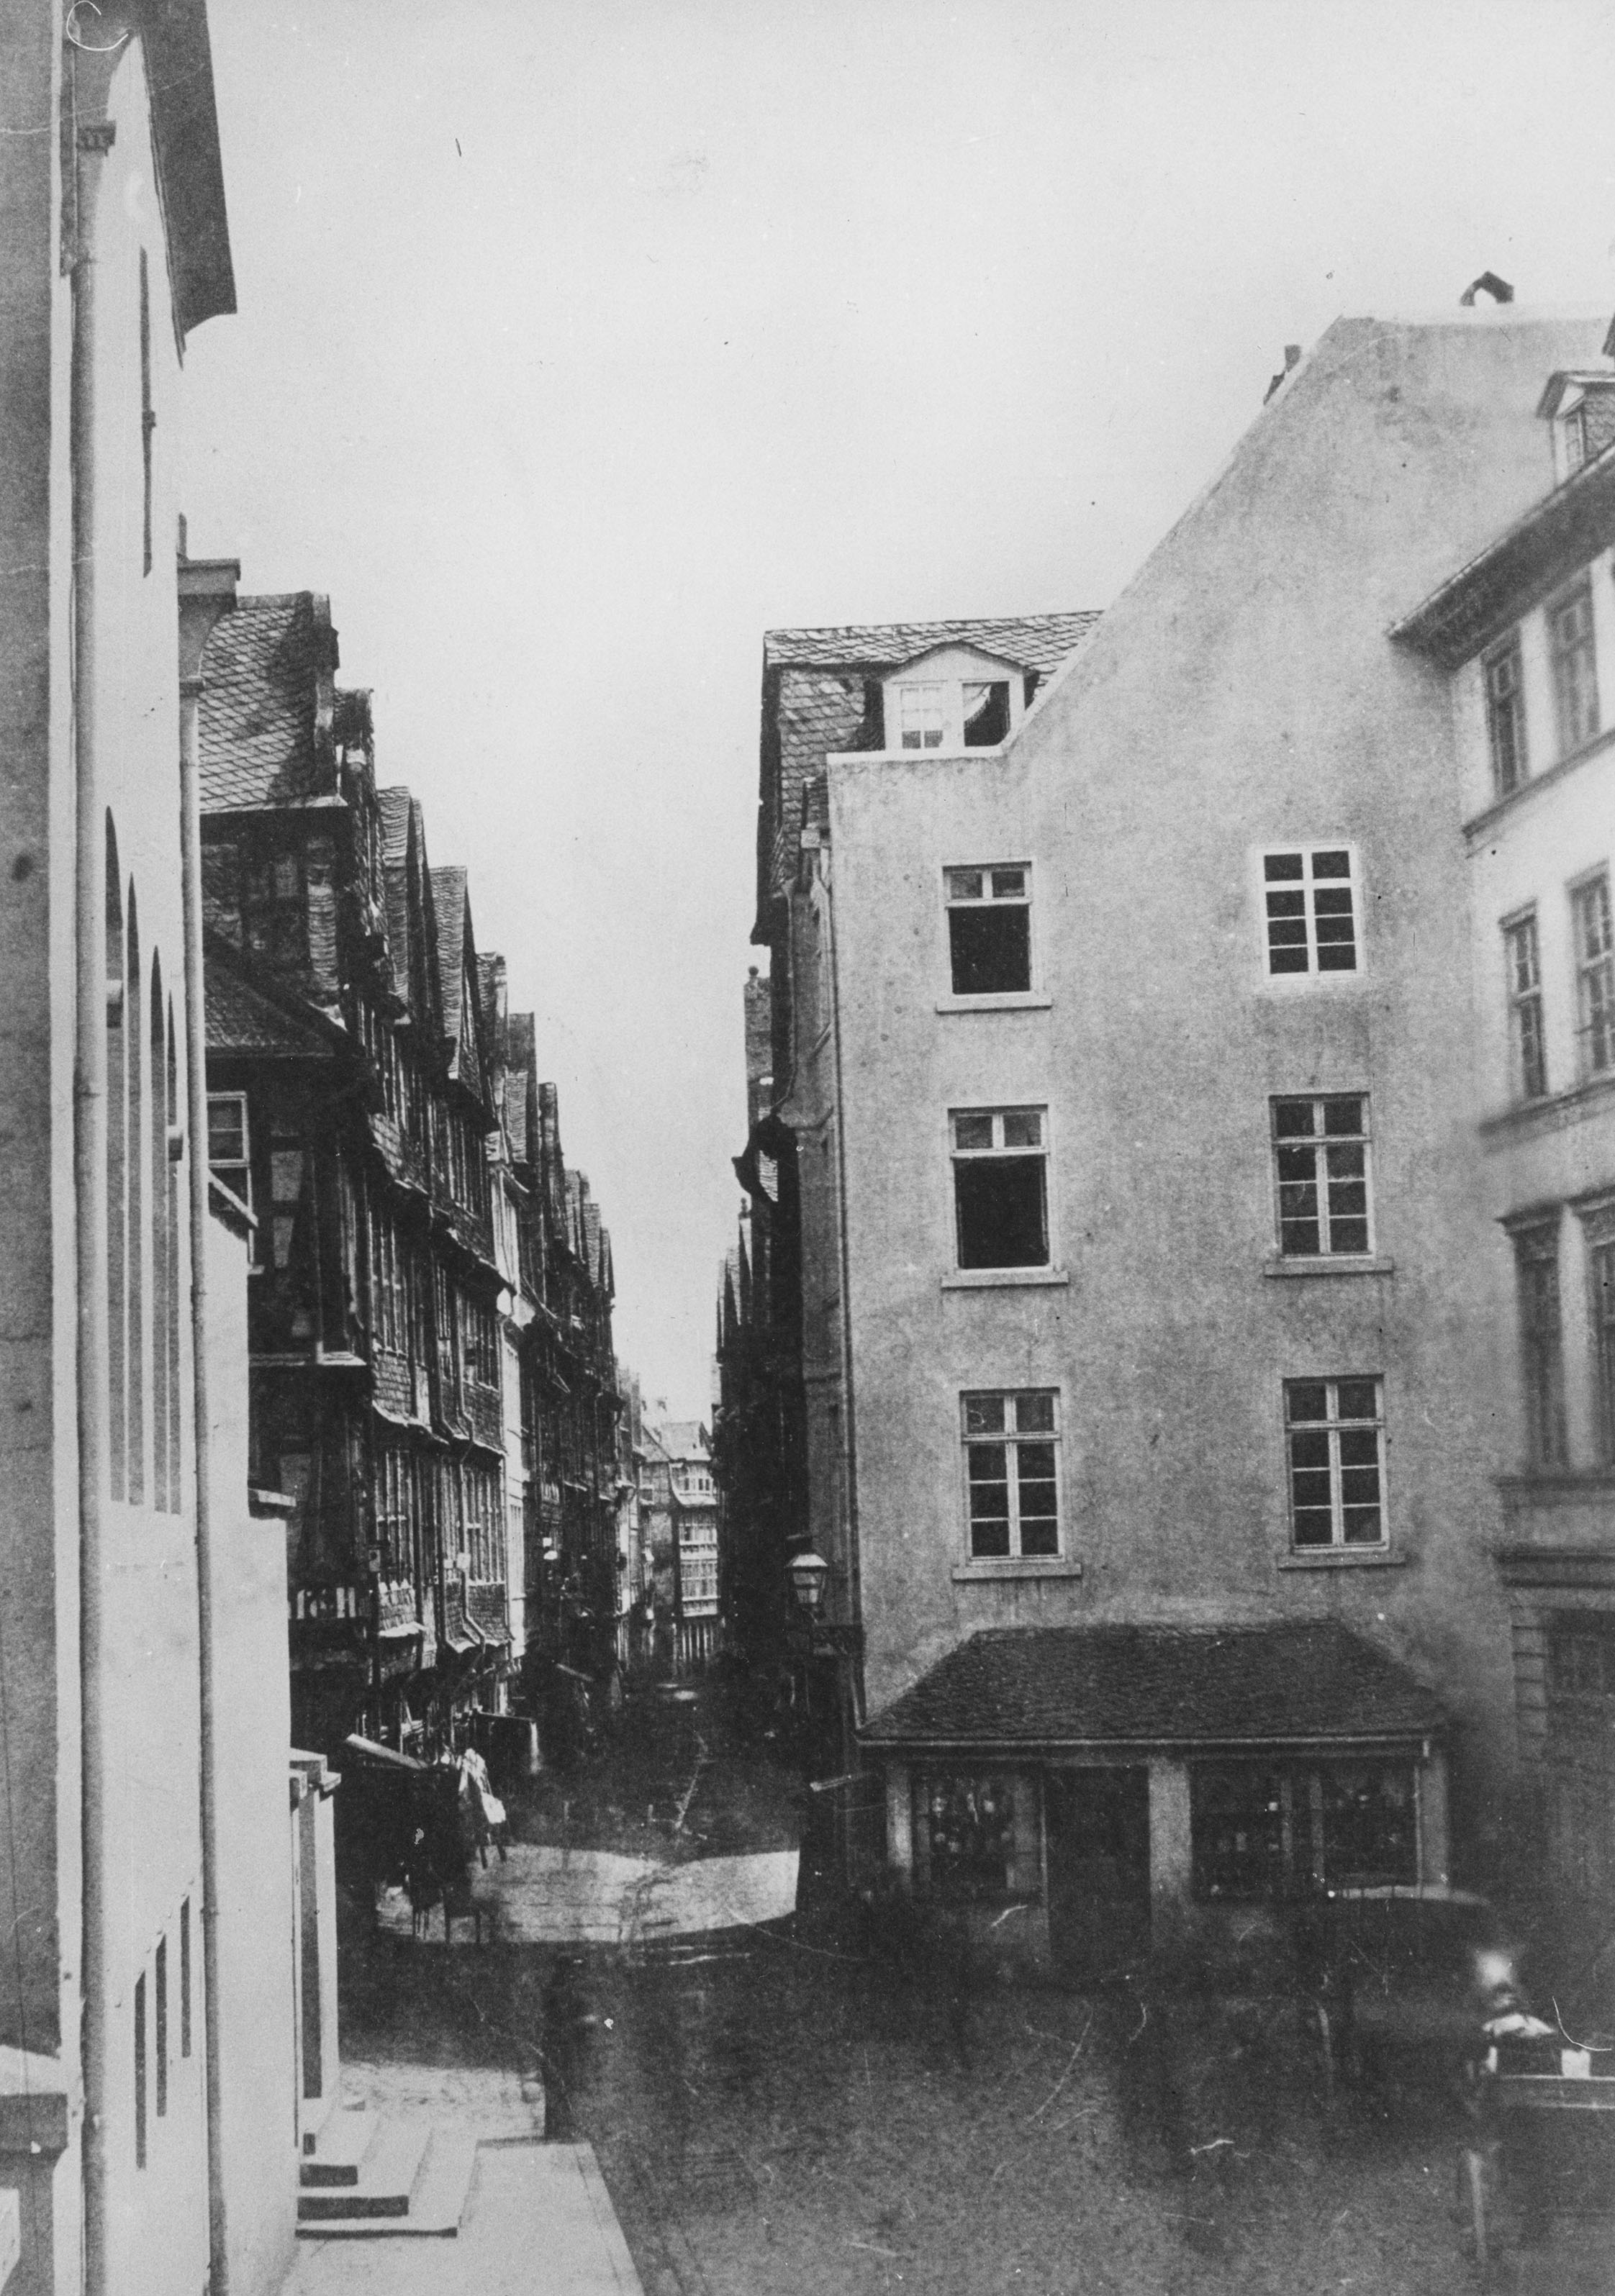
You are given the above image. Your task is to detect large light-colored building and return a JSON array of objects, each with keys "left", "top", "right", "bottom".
[
  {"left": 0, "top": 6, "right": 313, "bottom": 2294},
  {"left": 1393, "top": 338, "right": 1615, "bottom": 1935},
  {"left": 758, "top": 308, "right": 1610, "bottom": 1974}
]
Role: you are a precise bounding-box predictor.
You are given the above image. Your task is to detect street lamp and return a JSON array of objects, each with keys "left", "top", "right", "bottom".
[{"left": 788, "top": 1548, "right": 830, "bottom": 1617}]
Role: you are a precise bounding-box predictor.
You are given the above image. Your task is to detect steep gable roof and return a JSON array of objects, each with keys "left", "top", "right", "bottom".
[{"left": 199, "top": 592, "right": 338, "bottom": 810}]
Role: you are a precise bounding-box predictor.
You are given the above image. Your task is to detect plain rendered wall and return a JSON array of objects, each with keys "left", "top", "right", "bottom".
[
  {"left": 829, "top": 314, "right": 1607, "bottom": 1863},
  {"left": 205, "top": 1205, "right": 298, "bottom": 2296},
  {"left": 0, "top": 0, "right": 79, "bottom": 2102},
  {"left": 86, "top": 41, "right": 209, "bottom": 2296}
]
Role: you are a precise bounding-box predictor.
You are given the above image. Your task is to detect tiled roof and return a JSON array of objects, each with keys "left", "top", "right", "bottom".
[
  {"left": 764, "top": 612, "right": 1100, "bottom": 677},
  {"left": 376, "top": 786, "right": 415, "bottom": 1004},
  {"left": 503, "top": 1068, "right": 528, "bottom": 1162},
  {"left": 431, "top": 868, "right": 467, "bottom": 1026},
  {"left": 653, "top": 1420, "right": 710, "bottom": 1461},
  {"left": 205, "top": 957, "right": 335, "bottom": 1059},
  {"left": 861, "top": 1624, "right": 1444, "bottom": 1749},
  {"left": 199, "top": 593, "right": 335, "bottom": 809}
]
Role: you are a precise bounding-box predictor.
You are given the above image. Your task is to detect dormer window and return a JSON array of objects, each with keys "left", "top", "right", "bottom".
[
  {"left": 1538, "top": 371, "right": 1615, "bottom": 484},
  {"left": 884, "top": 647, "right": 1028, "bottom": 754}
]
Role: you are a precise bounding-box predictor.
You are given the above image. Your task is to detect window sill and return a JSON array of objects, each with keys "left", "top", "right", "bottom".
[
  {"left": 1262, "top": 1255, "right": 1394, "bottom": 1279},
  {"left": 1277, "top": 1548, "right": 1406, "bottom": 1570},
  {"left": 1479, "top": 1067, "right": 1615, "bottom": 1140},
  {"left": 953, "top": 1558, "right": 1082, "bottom": 1582},
  {"left": 935, "top": 993, "right": 1052, "bottom": 1015},
  {"left": 1462, "top": 719, "right": 1615, "bottom": 845},
  {"left": 942, "top": 1267, "right": 1069, "bottom": 1291}
]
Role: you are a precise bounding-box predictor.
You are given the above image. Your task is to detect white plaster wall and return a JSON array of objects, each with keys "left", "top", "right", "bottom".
[{"left": 830, "top": 312, "right": 1609, "bottom": 1859}]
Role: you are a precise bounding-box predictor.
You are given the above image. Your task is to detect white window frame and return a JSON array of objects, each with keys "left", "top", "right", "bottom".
[
  {"left": 959, "top": 1388, "right": 1062, "bottom": 1561},
  {"left": 207, "top": 1091, "right": 258, "bottom": 1267},
  {"left": 1483, "top": 634, "right": 1528, "bottom": 797},
  {"left": 943, "top": 863, "right": 1034, "bottom": 998},
  {"left": 1502, "top": 908, "right": 1548, "bottom": 1102},
  {"left": 949, "top": 1104, "right": 1051, "bottom": 1272},
  {"left": 1257, "top": 843, "right": 1362, "bottom": 983},
  {"left": 1571, "top": 868, "right": 1615, "bottom": 1078},
  {"left": 1283, "top": 1376, "right": 1388, "bottom": 1552},
  {"left": 1549, "top": 580, "right": 1600, "bottom": 757},
  {"left": 1270, "top": 1095, "right": 1373, "bottom": 1258}
]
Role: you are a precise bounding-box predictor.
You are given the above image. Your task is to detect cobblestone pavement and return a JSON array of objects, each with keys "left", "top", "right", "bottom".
[{"left": 336, "top": 1683, "right": 1615, "bottom": 2295}]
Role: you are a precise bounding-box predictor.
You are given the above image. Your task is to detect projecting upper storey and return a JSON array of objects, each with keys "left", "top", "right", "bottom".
[{"left": 754, "top": 612, "right": 1099, "bottom": 938}]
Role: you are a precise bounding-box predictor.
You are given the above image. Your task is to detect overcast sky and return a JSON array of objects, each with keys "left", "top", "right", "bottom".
[{"left": 180, "top": 0, "right": 1615, "bottom": 1419}]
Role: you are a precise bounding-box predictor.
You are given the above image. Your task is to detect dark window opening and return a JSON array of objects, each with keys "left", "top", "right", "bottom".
[
  {"left": 962, "top": 681, "right": 1011, "bottom": 747},
  {"left": 135, "top": 1973, "right": 147, "bottom": 2169},
  {"left": 155, "top": 1936, "right": 168, "bottom": 2118},
  {"left": 955, "top": 1158, "right": 1046, "bottom": 1269},
  {"left": 179, "top": 1899, "right": 191, "bottom": 2058},
  {"left": 949, "top": 906, "right": 1030, "bottom": 995}
]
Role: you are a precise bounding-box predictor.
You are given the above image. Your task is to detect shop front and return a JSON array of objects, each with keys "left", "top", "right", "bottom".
[{"left": 863, "top": 1622, "right": 1449, "bottom": 1980}]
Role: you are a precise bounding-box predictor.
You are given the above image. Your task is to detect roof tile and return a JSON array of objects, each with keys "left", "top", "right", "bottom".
[
  {"left": 199, "top": 593, "right": 335, "bottom": 809},
  {"left": 861, "top": 1623, "right": 1444, "bottom": 1749}
]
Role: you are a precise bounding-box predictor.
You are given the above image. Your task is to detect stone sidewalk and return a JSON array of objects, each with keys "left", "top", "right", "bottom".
[
  {"left": 376, "top": 1842, "right": 800, "bottom": 1948},
  {"left": 283, "top": 2063, "right": 643, "bottom": 2296}
]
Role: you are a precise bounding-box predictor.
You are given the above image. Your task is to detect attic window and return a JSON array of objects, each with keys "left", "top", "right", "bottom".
[
  {"left": 899, "top": 684, "right": 944, "bottom": 750},
  {"left": 962, "top": 682, "right": 1011, "bottom": 747}
]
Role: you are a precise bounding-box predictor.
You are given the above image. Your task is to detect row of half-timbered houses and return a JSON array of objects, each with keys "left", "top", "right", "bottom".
[{"left": 193, "top": 570, "right": 628, "bottom": 1760}]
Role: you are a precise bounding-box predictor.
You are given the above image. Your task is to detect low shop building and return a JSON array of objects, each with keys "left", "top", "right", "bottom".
[{"left": 863, "top": 1623, "right": 1447, "bottom": 1979}]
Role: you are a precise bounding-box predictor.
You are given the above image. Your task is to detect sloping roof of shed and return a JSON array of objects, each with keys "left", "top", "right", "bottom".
[
  {"left": 199, "top": 593, "right": 335, "bottom": 809},
  {"left": 861, "top": 1624, "right": 1444, "bottom": 1749}
]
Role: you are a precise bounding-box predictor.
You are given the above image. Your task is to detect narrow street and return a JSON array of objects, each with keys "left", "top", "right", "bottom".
[{"left": 332, "top": 1681, "right": 1611, "bottom": 2296}]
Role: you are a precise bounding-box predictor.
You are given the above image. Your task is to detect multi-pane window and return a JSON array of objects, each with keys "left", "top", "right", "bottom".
[
  {"left": 242, "top": 849, "right": 306, "bottom": 968},
  {"left": 951, "top": 1107, "right": 1048, "bottom": 1269},
  {"left": 1262, "top": 847, "right": 1358, "bottom": 976},
  {"left": 1272, "top": 1096, "right": 1371, "bottom": 1256},
  {"left": 945, "top": 866, "right": 1031, "bottom": 996},
  {"left": 1514, "top": 1222, "right": 1568, "bottom": 1470},
  {"left": 1503, "top": 913, "right": 1547, "bottom": 1100},
  {"left": 1484, "top": 637, "right": 1527, "bottom": 797},
  {"left": 1550, "top": 584, "right": 1599, "bottom": 753},
  {"left": 918, "top": 1774, "right": 1018, "bottom": 1902},
  {"left": 962, "top": 1389, "right": 1059, "bottom": 1558},
  {"left": 1285, "top": 1377, "right": 1385, "bottom": 1549},
  {"left": 898, "top": 682, "right": 944, "bottom": 750},
  {"left": 207, "top": 1093, "right": 257, "bottom": 1264},
  {"left": 1591, "top": 1233, "right": 1615, "bottom": 1464},
  {"left": 1192, "top": 1759, "right": 1415, "bottom": 1900},
  {"left": 1573, "top": 872, "right": 1615, "bottom": 1075}
]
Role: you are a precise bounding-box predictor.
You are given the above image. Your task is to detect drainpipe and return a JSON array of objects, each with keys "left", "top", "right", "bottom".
[
  {"left": 71, "top": 86, "right": 114, "bottom": 2296},
  {"left": 177, "top": 550, "right": 239, "bottom": 2292}
]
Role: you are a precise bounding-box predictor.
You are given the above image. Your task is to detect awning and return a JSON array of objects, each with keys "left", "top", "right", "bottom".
[
  {"left": 342, "top": 1733, "right": 428, "bottom": 1774},
  {"left": 861, "top": 1623, "right": 1444, "bottom": 1753}
]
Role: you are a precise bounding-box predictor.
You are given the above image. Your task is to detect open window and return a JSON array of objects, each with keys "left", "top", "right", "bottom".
[
  {"left": 951, "top": 1107, "right": 1048, "bottom": 1269},
  {"left": 945, "top": 866, "right": 1031, "bottom": 995}
]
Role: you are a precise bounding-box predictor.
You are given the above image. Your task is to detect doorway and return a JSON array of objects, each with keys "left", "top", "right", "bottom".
[{"left": 1045, "top": 1766, "right": 1151, "bottom": 1980}]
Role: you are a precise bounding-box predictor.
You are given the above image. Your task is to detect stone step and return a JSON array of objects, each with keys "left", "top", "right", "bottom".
[
  {"left": 299, "top": 2105, "right": 377, "bottom": 2187},
  {"left": 297, "top": 2117, "right": 429, "bottom": 2223},
  {"left": 296, "top": 2125, "right": 478, "bottom": 2239}
]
